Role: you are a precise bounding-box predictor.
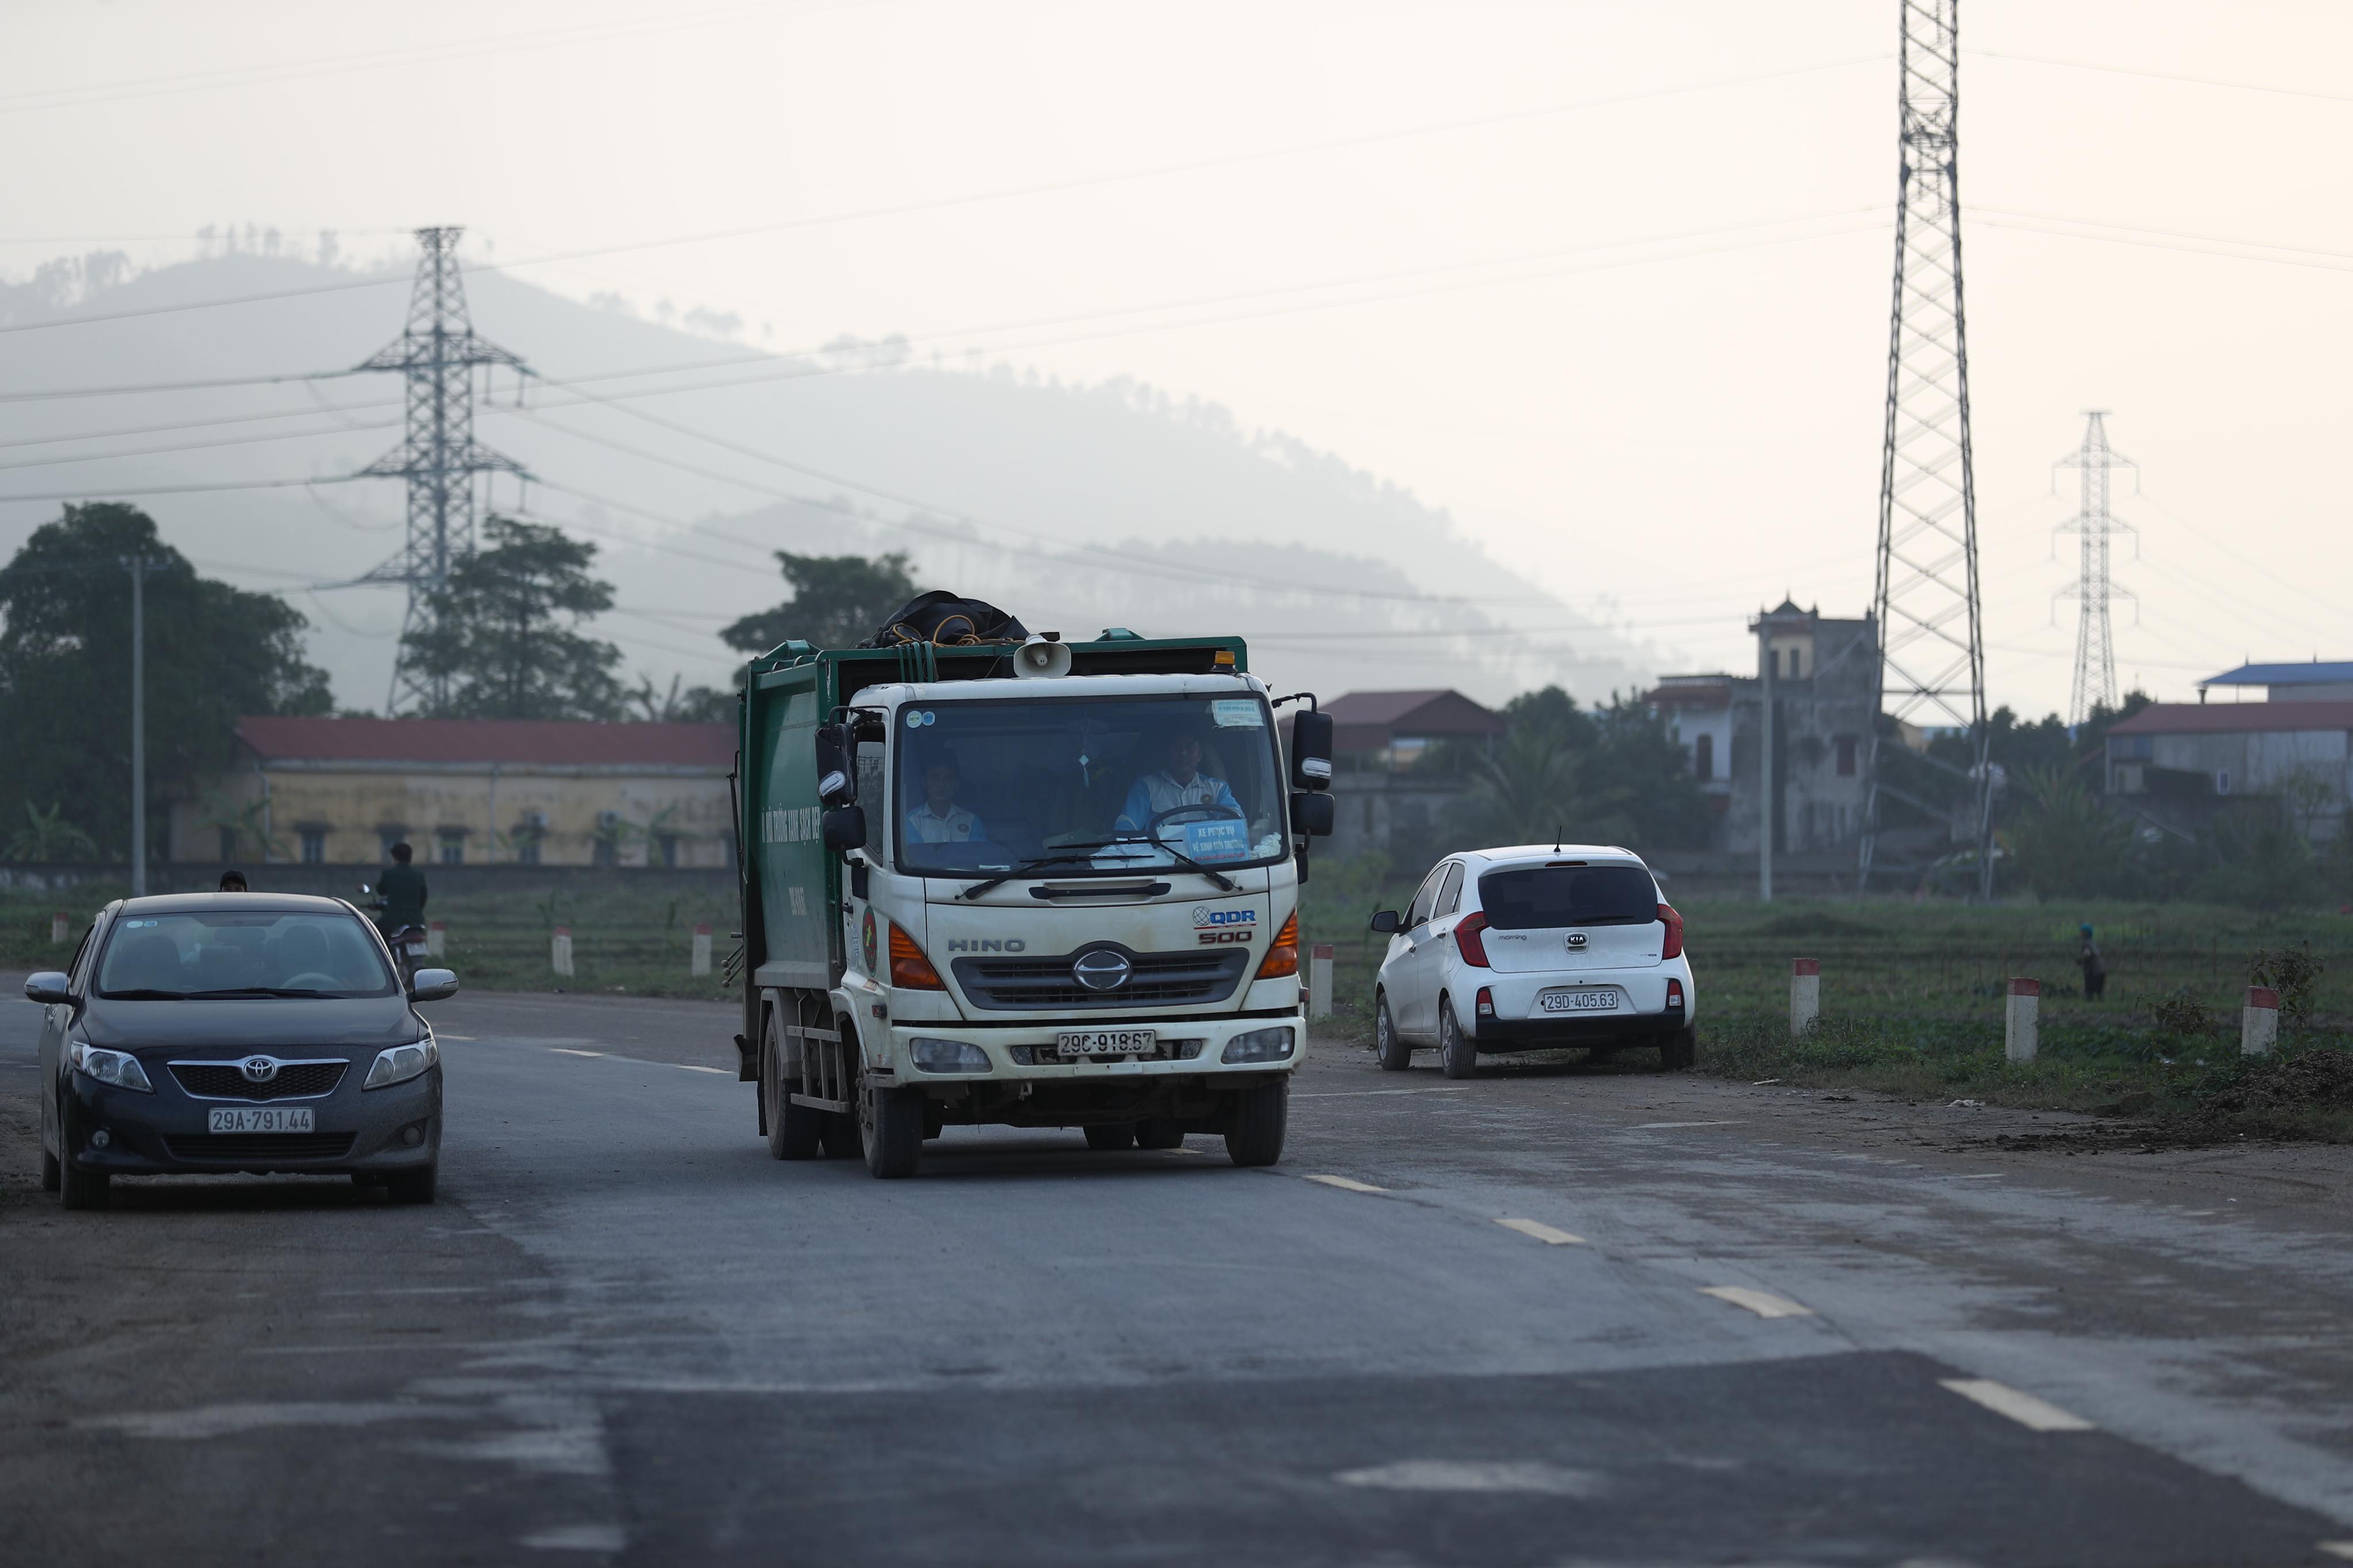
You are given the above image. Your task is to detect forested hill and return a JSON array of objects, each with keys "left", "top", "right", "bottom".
[{"left": 0, "top": 249, "right": 1655, "bottom": 709}]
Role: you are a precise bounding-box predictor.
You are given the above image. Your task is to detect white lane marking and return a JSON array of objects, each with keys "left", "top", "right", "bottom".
[
  {"left": 1494, "top": 1217, "right": 1585, "bottom": 1246},
  {"left": 79, "top": 1401, "right": 465, "bottom": 1438},
  {"left": 2183, "top": 1210, "right": 2217, "bottom": 1216},
  {"left": 1293, "top": 1087, "right": 1473, "bottom": 1098},
  {"left": 1163, "top": 1146, "right": 1205, "bottom": 1156},
  {"left": 1939, "top": 1378, "right": 2095, "bottom": 1432},
  {"left": 1335, "top": 1460, "right": 1604, "bottom": 1496},
  {"left": 549, "top": 1048, "right": 605, "bottom": 1059},
  {"left": 675, "top": 1064, "right": 731, "bottom": 1075},
  {"left": 1698, "top": 1286, "right": 1814, "bottom": 1319},
  {"left": 1304, "top": 1173, "right": 1388, "bottom": 1194},
  {"left": 437, "top": 1034, "right": 477, "bottom": 1040},
  {"left": 2316, "top": 1543, "right": 2353, "bottom": 1561},
  {"left": 1634, "top": 1120, "right": 1739, "bottom": 1129},
  {"left": 1958, "top": 1173, "right": 2003, "bottom": 1179},
  {"left": 522, "top": 1524, "right": 627, "bottom": 1552}
]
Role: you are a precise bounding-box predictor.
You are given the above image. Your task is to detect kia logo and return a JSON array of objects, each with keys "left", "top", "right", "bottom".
[
  {"left": 240, "top": 1055, "right": 280, "bottom": 1083},
  {"left": 1072, "top": 949, "right": 1133, "bottom": 992},
  {"left": 1565, "top": 933, "right": 1588, "bottom": 950}
]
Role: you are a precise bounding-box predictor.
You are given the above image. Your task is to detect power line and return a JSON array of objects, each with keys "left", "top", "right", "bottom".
[
  {"left": 1963, "top": 47, "right": 2353, "bottom": 107},
  {"left": 0, "top": 474, "right": 363, "bottom": 504},
  {"left": 0, "top": 392, "right": 399, "bottom": 451},
  {"left": 0, "top": 368, "right": 364, "bottom": 405},
  {"left": 0, "top": 414, "right": 402, "bottom": 473}
]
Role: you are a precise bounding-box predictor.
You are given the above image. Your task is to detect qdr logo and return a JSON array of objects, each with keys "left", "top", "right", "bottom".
[{"left": 1191, "top": 906, "right": 1257, "bottom": 929}]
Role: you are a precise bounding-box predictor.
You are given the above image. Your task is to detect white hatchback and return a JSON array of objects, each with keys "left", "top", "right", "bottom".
[{"left": 1368, "top": 845, "right": 1695, "bottom": 1077}]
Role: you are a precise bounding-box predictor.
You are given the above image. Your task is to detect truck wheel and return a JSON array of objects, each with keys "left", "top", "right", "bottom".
[
  {"left": 762, "top": 1026, "right": 823, "bottom": 1161},
  {"left": 1223, "top": 1079, "right": 1288, "bottom": 1167},
  {"left": 57, "top": 1098, "right": 109, "bottom": 1211},
  {"left": 1375, "top": 992, "right": 1411, "bottom": 1072},
  {"left": 861, "top": 1080, "right": 923, "bottom": 1179},
  {"left": 1438, "top": 1000, "right": 1477, "bottom": 1080},
  {"left": 1660, "top": 1025, "right": 1697, "bottom": 1072},
  {"left": 1135, "top": 1120, "right": 1185, "bottom": 1150},
  {"left": 1085, "top": 1123, "right": 1137, "bottom": 1151}
]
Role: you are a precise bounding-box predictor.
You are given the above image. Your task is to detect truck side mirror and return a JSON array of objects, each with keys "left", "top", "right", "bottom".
[
  {"left": 813, "top": 725, "right": 857, "bottom": 806},
  {"left": 821, "top": 805, "right": 867, "bottom": 855},
  {"left": 1368, "top": 909, "right": 1400, "bottom": 934},
  {"left": 1290, "top": 791, "right": 1334, "bottom": 837},
  {"left": 1290, "top": 709, "right": 1334, "bottom": 791}
]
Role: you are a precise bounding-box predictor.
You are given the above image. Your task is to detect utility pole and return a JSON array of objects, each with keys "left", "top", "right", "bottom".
[
  {"left": 2054, "top": 411, "right": 2136, "bottom": 725},
  {"left": 1858, "top": 0, "right": 1993, "bottom": 901},
  {"left": 129, "top": 553, "right": 146, "bottom": 898},
  {"left": 356, "top": 226, "right": 530, "bottom": 715},
  {"left": 1758, "top": 623, "right": 1775, "bottom": 903}
]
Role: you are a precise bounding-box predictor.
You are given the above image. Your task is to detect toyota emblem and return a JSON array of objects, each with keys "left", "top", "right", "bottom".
[
  {"left": 1071, "top": 949, "right": 1133, "bottom": 992},
  {"left": 239, "top": 1055, "right": 280, "bottom": 1083}
]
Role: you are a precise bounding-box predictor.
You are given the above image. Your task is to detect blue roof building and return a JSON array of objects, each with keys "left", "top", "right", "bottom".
[{"left": 2197, "top": 661, "right": 2353, "bottom": 702}]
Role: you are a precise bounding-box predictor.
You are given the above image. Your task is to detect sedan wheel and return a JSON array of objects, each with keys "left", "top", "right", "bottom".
[
  {"left": 56, "top": 1097, "right": 109, "bottom": 1211},
  {"left": 41, "top": 1147, "right": 60, "bottom": 1193},
  {"left": 1375, "top": 992, "right": 1411, "bottom": 1072},
  {"left": 1438, "top": 1000, "right": 1476, "bottom": 1080}
]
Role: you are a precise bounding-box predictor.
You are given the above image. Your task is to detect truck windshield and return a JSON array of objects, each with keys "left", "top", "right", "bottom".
[{"left": 892, "top": 691, "right": 1289, "bottom": 877}]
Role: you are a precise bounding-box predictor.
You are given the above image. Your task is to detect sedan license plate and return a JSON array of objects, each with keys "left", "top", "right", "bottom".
[
  {"left": 1056, "top": 1029, "right": 1157, "bottom": 1059},
  {"left": 1539, "top": 988, "right": 1621, "bottom": 1014},
  {"left": 206, "top": 1106, "right": 315, "bottom": 1134}
]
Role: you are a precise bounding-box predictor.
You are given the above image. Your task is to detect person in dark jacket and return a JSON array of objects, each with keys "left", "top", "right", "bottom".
[
  {"left": 377, "top": 842, "right": 429, "bottom": 934},
  {"left": 2078, "top": 922, "right": 2107, "bottom": 1000}
]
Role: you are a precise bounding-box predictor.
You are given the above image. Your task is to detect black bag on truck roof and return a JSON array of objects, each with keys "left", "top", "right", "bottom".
[{"left": 861, "top": 590, "right": 1029, "bottom": 648}]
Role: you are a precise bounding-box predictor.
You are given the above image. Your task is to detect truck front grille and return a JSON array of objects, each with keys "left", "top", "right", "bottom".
[{"left": 952, "top": 949, "right": 1249, "bottom": 1010}]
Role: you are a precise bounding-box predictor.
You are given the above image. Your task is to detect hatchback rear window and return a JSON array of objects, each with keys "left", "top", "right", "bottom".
[{"left": 1478, "top": 866, "right": 1658, "bottom": 929}]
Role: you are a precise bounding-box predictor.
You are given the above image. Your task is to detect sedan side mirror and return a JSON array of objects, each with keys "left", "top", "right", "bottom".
[
  {"left": 408, "top": 968, "right": 459, "bottom": 1003},
  {"left": 23, "top": 971, "right": 71, "bottom": 1005},
  {"left": 1368, "top": 909, "right": 1400, "bottom": 934}
]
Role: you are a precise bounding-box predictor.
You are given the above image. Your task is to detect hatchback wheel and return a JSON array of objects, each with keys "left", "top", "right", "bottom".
[
  {"left": 1660, "top": 1025, "right": 1698, "bottom": 1072},
  {"left": 1375, "top": 992, "right": 1411, "bottom": 1072},
  {"left": 1438, "top": 1000, "right": 1477, "bottom": 1079}
]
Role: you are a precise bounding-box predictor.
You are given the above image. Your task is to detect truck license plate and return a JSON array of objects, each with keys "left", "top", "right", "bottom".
[
  {"left": 1056, "top": 1029, "right": 1157, "bottom": 1058},
  {"left": 206, "top": 1106, "right": 315, "bottom": 1134},
  {"left": 1538, "top": 989, "right": 1621, "bottom": 1014}
]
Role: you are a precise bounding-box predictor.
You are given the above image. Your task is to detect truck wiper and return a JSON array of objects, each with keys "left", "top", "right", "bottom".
[
  {"left": 1091, "top": 834, "right": 1239, "bottom": 893},
  {"left": 959, "top": 844, "right": 1120, "bottom": 899}
]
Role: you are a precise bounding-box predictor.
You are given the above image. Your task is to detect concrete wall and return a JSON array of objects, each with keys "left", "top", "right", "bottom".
[{"left": 1, "top": 861, "right": 735, "bottom": 899}]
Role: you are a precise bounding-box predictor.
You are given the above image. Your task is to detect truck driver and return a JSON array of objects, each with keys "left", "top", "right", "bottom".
[{"left": 1115, "top": 727, "right": 1241, "bottom": 835}]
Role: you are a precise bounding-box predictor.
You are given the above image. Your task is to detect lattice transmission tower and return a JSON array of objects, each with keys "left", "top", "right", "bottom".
[
  {"left": 1857, "top": 0, "right": 1992, "bottom": 899},
  {"left": 356, "top": 226, "right": 530, "bottom": 715},
  {"left": 2053, "top": 411, "right": 2136, "bottom": 724}
]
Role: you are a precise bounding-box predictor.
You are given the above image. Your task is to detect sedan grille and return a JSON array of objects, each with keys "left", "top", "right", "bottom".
[
  {"left": 952, "top": 948, "right": 1248, "bottom": 1010},
  {"left": 163, "top": 1133, "right": 357, "bottom": 1163},
  {"left": 169, "top": 1061, "right": 348, "bottom": 1101}
]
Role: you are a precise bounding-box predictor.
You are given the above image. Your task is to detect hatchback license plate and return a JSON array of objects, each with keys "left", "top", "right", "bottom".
[
  {"left": 1056, "top": 1029, "right": 1156, "bottom": 1058},
  {"left": 1540, "top": 989, "right": 1621, "bottom": 1014},
  {"left": 206, "top": 1106, "right": 315, "bottom": 1134}
]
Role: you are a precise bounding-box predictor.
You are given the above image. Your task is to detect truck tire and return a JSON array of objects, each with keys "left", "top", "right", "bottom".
[
  {"left": 1375, "top": 991, "right": 1410, "bottom": 1072},
  {"left": 762, "top": 1026, "right": 824, "bottom": 1160},
  {"left": 1085, "top": 1123, "right": 1137, "bottom": 1151},
  {"left": 861, "top": 1081, "right": 923, "bottom": 1179},
  {"left": 1438, "top": 999, "right": 1477, "bottom": 1080},
  {"left": 1223, "top": 1079, "right": 1288, "bottom": 1167},
  {"left": 1660, "top": 1025, "right": 1697, "bottom": 1072},
  {"left": 1135, "top": 1120, "right": 1185, "bottom": 1150}
]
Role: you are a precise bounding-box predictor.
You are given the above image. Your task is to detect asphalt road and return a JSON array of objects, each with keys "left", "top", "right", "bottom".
[{"left": 5, "top": 980, "right": 2352, "bottom": 1566}]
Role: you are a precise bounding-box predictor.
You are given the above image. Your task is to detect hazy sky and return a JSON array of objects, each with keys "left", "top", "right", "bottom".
[{"left": 3, "top": 0, "right": 2347, "bottom": 716}]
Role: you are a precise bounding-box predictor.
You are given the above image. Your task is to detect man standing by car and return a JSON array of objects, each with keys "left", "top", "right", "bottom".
[{"left": 377, "top": 841, "right": 428, "bottom": 938}]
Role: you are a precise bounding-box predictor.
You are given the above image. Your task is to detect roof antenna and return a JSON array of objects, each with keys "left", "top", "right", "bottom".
[{"left": 1553, "top": 821, "right": 1562, "bottom": 853}]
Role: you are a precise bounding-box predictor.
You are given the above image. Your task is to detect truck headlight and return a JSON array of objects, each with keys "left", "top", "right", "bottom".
[
  {"left": 910, "top": 1037, "right": 990, "bottom": 1073},
  {"left": 365, "top": 1037, "right": 439, "bottom": 1090},
  {"left": 67, "top": 1040, "right": 153, "bottom": 1093},
  {"left": 1221, "top": 1026, "right": 1294, "bottom": 1064}
]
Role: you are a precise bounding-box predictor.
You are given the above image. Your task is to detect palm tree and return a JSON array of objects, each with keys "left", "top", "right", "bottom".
[
  {"left": 1452, "top": 727, "right": 1636, "bottom": 848},
  {"left": 7, "top": 802, "right": 98, "bottom": 863}
]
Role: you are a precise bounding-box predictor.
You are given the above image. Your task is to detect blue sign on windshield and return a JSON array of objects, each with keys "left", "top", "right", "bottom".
[{"left": 1183, "top": 818, "right": 1252, "bottom": 864}]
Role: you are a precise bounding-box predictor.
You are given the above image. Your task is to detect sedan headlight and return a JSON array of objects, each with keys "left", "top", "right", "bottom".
[
  {"left": 364, "top": 1037, "right": 439, "bottom": 1090},
  {"left": 909, "top": 1037, "right": 990, "bottom": 1073},
  {"left": 67, "top": 1039, "right": 153, "bottom": 1092},
  {"left": 1221, "top": 1026, "right": 1295, "bottom": 1064}
]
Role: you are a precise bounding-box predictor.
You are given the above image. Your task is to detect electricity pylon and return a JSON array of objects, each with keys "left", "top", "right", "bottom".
[
  {"left": 356, "top": 227, "right": 529, "bottom": 714},
  {"left": 2053, "top": 411, "right": 2136, "bottom": 725},
  {"left": 1857, "top": 0, "right": 1993, "bottom": 899}
]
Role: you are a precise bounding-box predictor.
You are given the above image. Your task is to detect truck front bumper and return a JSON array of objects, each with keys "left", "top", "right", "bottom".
[{"left": 881, "top": 1013, "right": 1302, "bottom": 1082}]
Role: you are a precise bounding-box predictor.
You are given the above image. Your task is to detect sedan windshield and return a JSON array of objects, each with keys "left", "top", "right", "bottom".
[
  {"left": 1479, "top": 865, "right": 1658, "bottom": 928},
  {"left": 892, "top": 691, "right": 1289, "bottom": 876},
  {"left": 96, "top": 911, "right": 398, "bottom": 999}
]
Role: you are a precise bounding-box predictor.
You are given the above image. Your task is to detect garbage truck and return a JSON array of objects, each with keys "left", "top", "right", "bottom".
[{"left": 727, "top": 626, "right": 1336, "bottom": 1178}]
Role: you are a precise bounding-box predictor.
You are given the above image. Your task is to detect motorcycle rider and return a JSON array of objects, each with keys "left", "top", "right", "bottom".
[{"left": 376, "top": 841, "right": 429, "bottom": 939}]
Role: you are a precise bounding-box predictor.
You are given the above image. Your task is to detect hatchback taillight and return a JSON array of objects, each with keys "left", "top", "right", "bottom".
[
  {"left": 1658, "top": 903, "right": 1684, "bottom": 960},
  {"left": 1454, "top": 912, "right": 1492, "bottom": 968}
]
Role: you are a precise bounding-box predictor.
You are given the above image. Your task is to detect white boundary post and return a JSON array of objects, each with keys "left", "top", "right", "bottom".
[
  {"left": 2242, "top": 986, "right": 2279, "bottom": 1056},
  {"left": 1310, "top": 943, "right": 1334, "bottom": 1019},
  {"left": 692, "top": 923, "right": 713, "bottom": 978},
  {"left": 2005, "top": 977, "right": 2040, "bottom": 1063},
  {"left": 51, "top": 911, "right": 68, "bottom": 945},
  {"left": 426, "top": 920, "right": 446, "bottom": 958},
  {"left": 1790, "top": 957, "right": 1820, "bottom": 1037},
  {"left": 552, "top": 925, "right": 574, "bottom": 978}
]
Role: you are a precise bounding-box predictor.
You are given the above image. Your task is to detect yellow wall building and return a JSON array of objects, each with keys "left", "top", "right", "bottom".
[{"left": 170, "top": 717, "right": 736, "bottom": 870}]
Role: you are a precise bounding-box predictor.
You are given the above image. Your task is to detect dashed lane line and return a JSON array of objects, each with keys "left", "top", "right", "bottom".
[
  {"left": 1633, "top": 1120, "right": 1741, "bottom": 1130},
  {"left": 1303, "top": 1173, "right": 1390, "bottom": 1194},
  {"left": 549, "top": 1048, "right": 606, "bottom": 1059},
  {"left": 2316, "top": 1543, "right": 2353, "bottom": 1561},
  {"left": 1293, "top": 1087, "right": 1474, "bottom": 1099},
  {"left": 1494, "top": 1217, "right": 1585, "bottom": 1245},
  {"left": 674, "top": 1064, "right": 731, "bottom": 1075},
  {"left": 1698, "top": 1286, "right": 1814, "bottom": 1319},
  {"left": 1939, "top": 1378, "right": 2096, "bottom": 1432}
]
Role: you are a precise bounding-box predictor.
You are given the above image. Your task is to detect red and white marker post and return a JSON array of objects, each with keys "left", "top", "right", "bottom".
[
  {"left": 2005, "top": 978, "right": 2040, "bottom": 1063},
  {"left": 1790, "top": 958, "right": 1820, "bottom": 1037},
  {"left": 2242, "top": 986, "right": 2279, "bottom": 1057}
]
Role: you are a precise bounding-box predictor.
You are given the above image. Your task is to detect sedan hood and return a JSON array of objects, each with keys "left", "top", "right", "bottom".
[{"left": 78, "top": 995, "right": 423, "bottom": 1053}]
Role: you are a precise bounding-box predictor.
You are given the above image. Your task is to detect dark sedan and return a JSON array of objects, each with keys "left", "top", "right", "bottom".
[{"left": 26, "top": 893, "right": 457, "bottom": 1210}]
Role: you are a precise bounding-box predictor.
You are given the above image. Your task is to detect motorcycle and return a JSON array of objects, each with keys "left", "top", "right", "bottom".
[{"left": 358, "top": 882, "right": 430, "bottom": 988}]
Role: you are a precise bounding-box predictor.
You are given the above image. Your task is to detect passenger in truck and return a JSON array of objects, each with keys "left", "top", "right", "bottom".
[{"left": 904, "top": 753, "right": 987, "bottom": 844}]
